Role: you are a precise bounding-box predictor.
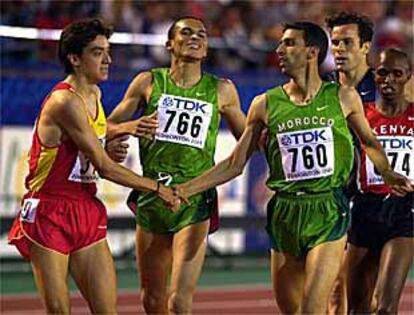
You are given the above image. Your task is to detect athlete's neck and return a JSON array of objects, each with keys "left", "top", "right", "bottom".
[
  {"left": 65, "top": 75, "right": 97, "bottom": 98},
  {"left": 377, "top": 96, "right": 408, "bottom": 117},
  {"left": 338, "top": 62, "right": 370, "bottom": 87},
  {"left": 285, "top": 64, "right": 322, "bottom": 105},
  {"left": 169, "top": 58, "right": 202, "bottom": 88}
]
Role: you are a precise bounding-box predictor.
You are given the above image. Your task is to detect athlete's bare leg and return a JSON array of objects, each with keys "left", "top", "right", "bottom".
[
  {"left": 30, "top": 243, "right": 70, "bottom": 314},
  {"left": 328, "top": 255, "right": 348, "bottom": 315},
  {"left": 301, "top": 235, "right": 347, "bottom": 313},
  {"left": 373, "top": 237, "right": 414, "bottom": 314},
  {"left": 168, "top": 220, "right": 209, "bottom": 314},
  {"left": 329, "top": 242, "right": 349, "bottom": 315},
  {"left": 136, "top": 226, "right": 173, "bottom": 314},
  {"left": 346, "top": 243, "right": 379, "bottom": 313},
  {"left": 70, "top": 239, "right": 117, "bottom": 314},
  {"left": 271, "top": 249, "right": 305, "bottom": 314}
]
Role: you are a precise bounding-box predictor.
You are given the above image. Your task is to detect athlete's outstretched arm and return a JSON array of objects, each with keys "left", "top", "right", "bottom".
[
  {"left": 339, "top": 86, "right": 413, "bottom": 195},
  {"left": 178, "top": 94, "right": 266, "bottom": 198},
  {"left": 50, "top": 91, "right": 179, "bottom": 209},
  {"left": 107, "top": 71, "right": 157, "bottom": 139},
  {"left": 218, "top": 79, "right": 246, "bottom": 139}
]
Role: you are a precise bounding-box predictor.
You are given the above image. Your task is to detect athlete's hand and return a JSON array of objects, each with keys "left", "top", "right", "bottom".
[
  {"left": 124, "top": 112, "right": 158, "bottom": 140},
  {"left": 172, "top": 185, "right": 190, "bottom": 206},
  {"left": 105, "top": 135, "right": 130, "bottom": 163},
  {"left": 383, "top": 170, "right": 414, "bottom": 197},
  {"left": 157, "top": 184, "right": 182, "bottom": 212}
]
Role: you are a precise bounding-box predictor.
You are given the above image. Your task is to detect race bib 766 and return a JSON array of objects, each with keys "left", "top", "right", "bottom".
[{"left": 155, "top": 94, "right": 213, "bottom": 149}]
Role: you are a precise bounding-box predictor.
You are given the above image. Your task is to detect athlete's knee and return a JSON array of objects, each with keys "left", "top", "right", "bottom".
[
  {"left": 374, "top": 285, "right": 401, "bottom": 314},
  {"left": 43, "top": 296, "right": 70, "bottom": 314},
  {"left": 375, "top": 294, "right": 399, "bottom": 315},
  {"left": 377, "top": 303, "right": 399, "bottom": 315},
  {"left": 141, "top": 289, "right": 167, "bottom": 313},
  {"left": 302, "top": 296, "right": 328, "bottom": 314},
  {"left": 90, "top": 298, "right": 117, "bottom": 314},
  {"left": 168, "top": 291, "right": 192, "bottom": 314}
]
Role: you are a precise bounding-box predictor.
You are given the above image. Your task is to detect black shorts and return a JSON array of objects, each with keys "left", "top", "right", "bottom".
[{"left": 348, "top": 192, "right": 414, "bottom": 252}]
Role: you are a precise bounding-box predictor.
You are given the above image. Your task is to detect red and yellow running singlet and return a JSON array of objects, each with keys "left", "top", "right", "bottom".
[{"left": 24, "top": 82, "right": 106, "bottom": 198}]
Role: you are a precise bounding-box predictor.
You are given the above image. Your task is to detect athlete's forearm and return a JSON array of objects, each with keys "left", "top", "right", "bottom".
[
  {"left": 180, "top": 158, "right": 243, "bottom": 197},
  {"left": 99, "top": 159, "right": 158, "bottom": 193},
  {"left": 364, "top": 137, "right": 392, "bottom": 175},
  {"left": 106, "top": 121, "right": 128, "bottom": 140}
]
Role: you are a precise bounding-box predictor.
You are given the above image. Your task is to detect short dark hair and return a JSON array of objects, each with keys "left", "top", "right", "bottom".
[
  {"left": 58, "top": 18, "right": 113, "bottom": 74},
  {"left": 380, "top": 48, "right": 412, "bottom": 72},
  {"left": 167, "top": 16, "right": 206, "bottom": 40},
  {"left": 325, "top": 12, "right": 374, "bottom": 45},
  {"left": 283, "top": 22, "right": 329, "bottom": 65}
]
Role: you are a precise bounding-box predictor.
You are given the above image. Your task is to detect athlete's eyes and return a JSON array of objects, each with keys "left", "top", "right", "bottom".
[
  {"left": 279, "top": 39, "right": 295, "bottom": 47},
  {"left": 198, "top": 32, "right": 207, "bottom": 39},
  {"left": 181, "top": 29, "right": 191, "bottom": 35},
  {"left": 376, "top": 68, "right": 405, "bottom": 78},
  {"left": 331, "top": 38, "right": 355, "bottom": 47}
]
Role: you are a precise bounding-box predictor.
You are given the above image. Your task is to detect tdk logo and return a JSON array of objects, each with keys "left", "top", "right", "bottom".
[
  {"left": 281, "top": 129, "right": 327, "bottom": 146},
  {"left": 161, "top": 96, "right": 208, "bottom": 114},
  {"left": 379, "top": 138, "right": 412, "bottom": 150}
]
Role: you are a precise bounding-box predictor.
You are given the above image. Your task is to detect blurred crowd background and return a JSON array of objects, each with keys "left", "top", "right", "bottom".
[{"left": 1, "top": 0, "right": 413, "bottom": 72}]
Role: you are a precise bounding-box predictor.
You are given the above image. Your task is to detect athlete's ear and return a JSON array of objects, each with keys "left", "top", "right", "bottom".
[
  {"left": 308, "top": 46, "right": 319, "bottom": 62},
  {"left": 67, "top": 54, "right": 81, "bottom": 69},
  {"left": 362, "top": 41, "right": 371, "bottom": 55},
  {"left": 166, "top": 40, "right": 173, "bottom": 52}
]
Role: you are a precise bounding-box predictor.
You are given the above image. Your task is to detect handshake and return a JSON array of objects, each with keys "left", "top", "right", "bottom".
[{"left": 155, "top": 182, "right": 189, "bottom": 212}]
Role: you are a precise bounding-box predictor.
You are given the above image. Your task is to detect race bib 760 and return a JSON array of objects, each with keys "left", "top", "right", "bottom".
[{"left": 277, "top": 127, "right": 335, "bottom": 181}]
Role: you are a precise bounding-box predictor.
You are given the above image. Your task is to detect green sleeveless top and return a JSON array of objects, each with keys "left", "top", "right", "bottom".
[
  {"left": 265, "top": 82, "right": 353, "bottom": 192},
  {"left": 139, "top": 68, "right": 220, "bottom": 183}
]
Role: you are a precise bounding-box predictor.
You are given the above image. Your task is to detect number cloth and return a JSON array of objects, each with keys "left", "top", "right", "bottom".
[
  {"left": 264, "top": 82, "right": 353, "bottom": 256},
  {"left": 358, "top": 103, "right": 413, "bottom": 194},
  {"left": 8, "top": 82, "right": 108, "bottom": 260},
  {"left": 133, "top": 68, "right": 220, "bottom": 233}
]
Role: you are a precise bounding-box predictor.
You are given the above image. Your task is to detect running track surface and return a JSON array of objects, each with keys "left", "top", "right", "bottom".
[{"left": 2, "top": 283, "right": 413, "bottom": 314}]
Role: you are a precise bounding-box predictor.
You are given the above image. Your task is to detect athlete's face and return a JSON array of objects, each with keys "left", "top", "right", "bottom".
[
  {"left": 331, "top": 24, "right": 370, "bottom": 72},
  {"left": 167, "top": 19, "right": 208, "bottom": 61},
  {"left": 71, "top": 35, "right": 111, "bottom": 83},
  {"left": 276, "top": 29, "right": 309, "bottom": 75},
  {"left": 375, "top": 52, "right": 411, "bottom": 102}
]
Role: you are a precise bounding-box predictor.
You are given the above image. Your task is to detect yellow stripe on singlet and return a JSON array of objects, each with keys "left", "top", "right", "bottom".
[{"left": 28, "top": 146, "right": 58, "bottom": 191}]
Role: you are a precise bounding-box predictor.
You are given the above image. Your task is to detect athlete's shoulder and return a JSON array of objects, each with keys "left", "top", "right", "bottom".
[
  {"left": 265, "top": 84, "right": 286, "bottom": 103},
  {"left": 48, "top": 88, "right": 81, "bottom": 110},
  {"left": 255, "top": 92, "right": 267, "bottom": 103},
  {"left": 217, "top": 78, "right": 237, "bottom": 92},
  {"left": 320, "top": 80, "right": 341, "bottom": 94},
  {"left": 127, "top": 70, "right": 154, "bottom": 94},
  {"left": 357, "top": 68, "right": 376, "bottom": 101},
  {"left": 135, "top": 70, "right": 154, "bottom": 83}
]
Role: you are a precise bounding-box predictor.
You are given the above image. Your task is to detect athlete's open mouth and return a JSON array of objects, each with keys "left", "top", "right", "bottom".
[{"left": 335, "top": 56, "right": 348, "bottom": 65}]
